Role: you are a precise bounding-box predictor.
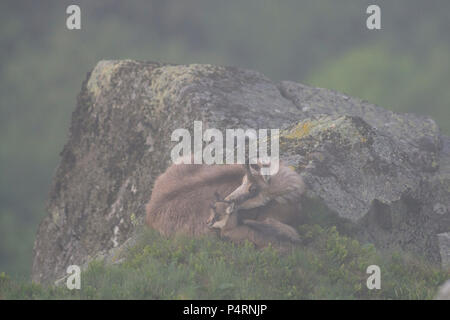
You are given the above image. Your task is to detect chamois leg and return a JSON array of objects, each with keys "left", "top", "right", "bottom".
[{"left": 221, "top": 216, "right": 300, "bottom": 249}]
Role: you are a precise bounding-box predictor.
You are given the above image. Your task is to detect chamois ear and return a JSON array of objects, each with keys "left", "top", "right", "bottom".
[
  {"left": 244, "top": 162, "right": 259, "bottom": 183},
  {"left": 226, "top": 202, "right": 235, "bottom": 214},
  {"left": 262, "top": 173, "right": 271, "bottom": 184},
  {"left": 260, "top": 162, "right": 272, "bottom": 184},
  {"left": 244, "top": 162, "right": 254, "bottom": 181},
  {"left": 244, "top": 162, "right": 251, "bottom": 174},
  {"left": 246, "top": 161, "right": 261, "bottom": 175}
]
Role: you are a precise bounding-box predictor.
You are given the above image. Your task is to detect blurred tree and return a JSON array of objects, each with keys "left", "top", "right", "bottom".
[{"left": 307, "top": 44, "right": 450, "bottom": 133}]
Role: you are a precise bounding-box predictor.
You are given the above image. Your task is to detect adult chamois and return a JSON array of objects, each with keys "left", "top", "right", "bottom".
[{"left": 145, "top": 159, "right": 305, "bottom": 239}]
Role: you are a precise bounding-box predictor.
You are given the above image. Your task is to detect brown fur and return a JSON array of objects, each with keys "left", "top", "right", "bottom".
[
  {"left": 146, "top": 162, "right": 245, "bottom": 236},
  {"left": 146, "top": 159, "right": 306, "bottom": 238}
]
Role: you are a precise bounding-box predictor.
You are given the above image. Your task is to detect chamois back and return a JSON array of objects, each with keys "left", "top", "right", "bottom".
[{"left": 145, "top": 162, "right": 244, "bottom": 236}]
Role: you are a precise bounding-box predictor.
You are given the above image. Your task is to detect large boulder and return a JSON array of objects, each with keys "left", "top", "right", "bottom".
[{"left": 32, "top": 60, "right": 450, "bottom": 284}]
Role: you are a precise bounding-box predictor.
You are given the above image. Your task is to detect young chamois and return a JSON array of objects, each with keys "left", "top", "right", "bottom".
[
  {"left": 207, "top": 198, "right": 301, "bottom": 250},
  {"left": 205, "top": 161, "right": 305, "bottom": 248},
  {"left": 145, "top": 158, "right": 306, "bottom": 238}
]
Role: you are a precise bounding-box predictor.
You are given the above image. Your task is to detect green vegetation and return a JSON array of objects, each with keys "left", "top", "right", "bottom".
[{"left": 1, "top": 226, "right": 447, "bottom": 300}]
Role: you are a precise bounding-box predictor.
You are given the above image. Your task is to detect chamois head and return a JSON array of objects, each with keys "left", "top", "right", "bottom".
[
  {"left": 207, "top": 191, "right": 235, "bottom": 230},
  {"left": 224, "top": 160, "right": 305, "bottom": 211}
]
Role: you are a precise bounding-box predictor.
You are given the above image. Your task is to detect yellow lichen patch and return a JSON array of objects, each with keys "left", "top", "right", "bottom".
[
  {"left": 87, "top": 60, "right": 130, "bottom": 99},
  {"left": 150, "top": 65, "right": 199, "bottom": 114},
  {"left": 150, "top": 64, "right": 225, "bottom": 114},
  {"left": 130, "top": 213, "right": 138, "bottom": 227},
  {"left": 283, "top": 121, "right": 313, "bottom": 140},
  {"left": 51, "top": 209, "right": 60, "bottom": 225}
]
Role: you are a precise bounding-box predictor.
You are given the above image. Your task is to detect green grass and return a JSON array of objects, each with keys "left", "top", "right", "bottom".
[{"left": 1, "top": 225, "right": 448, "bottom": 300}]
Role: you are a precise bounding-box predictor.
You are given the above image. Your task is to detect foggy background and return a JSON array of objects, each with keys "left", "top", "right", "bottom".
[{"left": 0, "top": 0, "right": 449, "bottom": 279}]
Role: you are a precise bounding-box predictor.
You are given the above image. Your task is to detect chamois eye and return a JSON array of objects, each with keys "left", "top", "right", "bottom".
[{"left": 249, "top": 184, "right": 258, "bottom": 194}]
